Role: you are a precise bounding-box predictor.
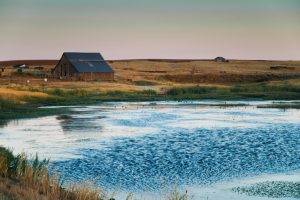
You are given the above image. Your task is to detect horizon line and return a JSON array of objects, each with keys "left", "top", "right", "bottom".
[{"left": 0, "top": 58, "right": 300, "bottom": 63}]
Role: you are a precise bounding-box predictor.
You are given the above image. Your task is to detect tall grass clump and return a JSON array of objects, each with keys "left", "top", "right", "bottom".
[
  {"left": 48, "top": 88, "right": 67, "bottom": 96},
  {"left": 0, "top": 147, "right": 107, "bottom": 200},
  {"left": 0, "top": 97, "right": 18, "bottom": 112},
  {"left": 68, "top": 88, "right": 90, "bottom": 97},
  {"left": 47, "top": 88, "right": 91, "bottom": 98},
  {"left": 133, "top": 80, "right": 158, "bottom": 86},
  {"left": 137, "top": 89, "right": 157, "bottom": 96},
  {"left": 229, "top": 83, "right": 300, "bottom": 99},
  {"left": 0, "top": 147, "right": 16, "bottom": 177},
  {"left": 166, "top": 86, "right": 216, "bottom": 96},
  {"left": 230, "top": 83, "right": 300, "bottom": 93},
  {"left": 105, "top": 90, "right": 126, "bottom": 96}
]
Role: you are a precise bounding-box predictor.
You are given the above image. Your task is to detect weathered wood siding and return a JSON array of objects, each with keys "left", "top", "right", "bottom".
[
  {"left": 78, "top": 72, "right": 114, "bottom": 81},
  {"left": 53, "top": 56, "right": 78, "bottom": 79}
]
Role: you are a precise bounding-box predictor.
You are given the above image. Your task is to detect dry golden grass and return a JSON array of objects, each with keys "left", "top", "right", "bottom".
[
  {"left": 110, "top": 60, "right": 300, "bottom": 81},
  {"left": 0, "top": 59, "right": 300, "bottom": 98},
  {"left": 0, "top": 88, "right": 48, "bottom": 102},
  {"left": 0, "top": 152, "right": 107, "bottom": 200}
]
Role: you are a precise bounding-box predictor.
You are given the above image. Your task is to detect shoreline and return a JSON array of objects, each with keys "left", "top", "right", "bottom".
[{"left": 2, "top": 94, "right": 300, "bottom": 120}]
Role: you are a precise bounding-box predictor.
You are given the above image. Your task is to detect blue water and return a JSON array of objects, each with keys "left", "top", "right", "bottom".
[
  {"left": 54, "top": 124, "right": 300, "bottom": 191},
  {"left": 1, "top": 101, "right": 300, "bottom": 198}
]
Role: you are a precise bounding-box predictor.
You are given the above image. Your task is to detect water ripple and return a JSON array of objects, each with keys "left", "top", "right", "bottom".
[{"left": 54, "top": 124, "right": 300, "bottom": 191}]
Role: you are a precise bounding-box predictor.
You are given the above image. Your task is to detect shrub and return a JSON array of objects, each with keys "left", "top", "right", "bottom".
[
  {"left": 139, "top": 89, "right": 157, "bottom": 95},
  {"left": 48, "top": 88, "right": 66, "bottom": 96},
  {"left": 133, "top": 80, "right": 158, "bottom": 86},
  {"left": 106, "top": 90, "right": 125, "bottom": 96},
  {"left": 68, "top": 89, "right": 89, "bottom": 97},
  {"left": 0, "top": 97, "right": 18, "bottom": 112},
  {"left": 166, "top": 86, "right": 215, "bottom": 96},
  {"left": 230, "top": 83, "right": 300, "bottom": 94}
]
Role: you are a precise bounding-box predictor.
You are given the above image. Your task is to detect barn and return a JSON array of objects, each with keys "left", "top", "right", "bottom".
[{"left": 52, "top": 52, "right": 114, "bottom": 81}]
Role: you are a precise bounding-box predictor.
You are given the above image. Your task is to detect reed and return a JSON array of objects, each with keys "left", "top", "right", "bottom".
[{"left": 0, "top": 147, "right": 107, "bottom": 200}]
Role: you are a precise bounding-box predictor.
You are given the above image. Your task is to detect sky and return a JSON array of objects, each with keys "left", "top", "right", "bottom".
[{"left": 0, "top": 0, "right": 299, "bottom": 60}]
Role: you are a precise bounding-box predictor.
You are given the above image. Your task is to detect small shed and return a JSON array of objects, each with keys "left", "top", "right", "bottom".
[
  {"left": 214, "top": 57, "right": 227, "bottom": 62},
  {"left": 52, "top": 52, "right": 114, "bottom": 81}
]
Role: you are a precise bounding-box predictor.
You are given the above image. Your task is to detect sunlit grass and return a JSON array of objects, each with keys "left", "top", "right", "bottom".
[{"left": 0, "top": 147, "right": 109, "bottom": 200}]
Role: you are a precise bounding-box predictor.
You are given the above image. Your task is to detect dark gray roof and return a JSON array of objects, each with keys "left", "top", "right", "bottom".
[{"left": 63, "top": 52, "right": 113, "bottom": 73}]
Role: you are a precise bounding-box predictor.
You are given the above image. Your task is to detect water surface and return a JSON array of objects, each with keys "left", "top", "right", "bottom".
[{"left": 0, "top": 101, "right": 299, "bottom": 199}]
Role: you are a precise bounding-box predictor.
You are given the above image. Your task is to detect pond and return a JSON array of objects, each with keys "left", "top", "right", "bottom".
[{"left": 0, "top": 101, "right": 300, "bottom": 199}]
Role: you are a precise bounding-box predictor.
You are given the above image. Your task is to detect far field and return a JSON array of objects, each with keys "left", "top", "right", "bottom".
[{"left": 1, "top": 59, "right": 300, "bottom": 94}]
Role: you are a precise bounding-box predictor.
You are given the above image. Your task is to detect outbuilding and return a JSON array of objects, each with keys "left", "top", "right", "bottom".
[
  {"left": 53, "top": 52, "right": 114, "bottom": 81},
  {"left": 214, "top": 57, "right": 227, "bottom": 62}
]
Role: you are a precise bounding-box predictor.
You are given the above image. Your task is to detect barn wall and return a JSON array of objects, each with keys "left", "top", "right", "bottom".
[
  {"left": 53, "top": 56, "right": 78, "bottom": 79},
  {"left": 78, "top": 72, "right": 114, "bottom": 81}
]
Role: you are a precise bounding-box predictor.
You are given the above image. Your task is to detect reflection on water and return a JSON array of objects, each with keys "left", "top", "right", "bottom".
[{"left": 0, "top": 101, "right": 300, "bottom": 199}]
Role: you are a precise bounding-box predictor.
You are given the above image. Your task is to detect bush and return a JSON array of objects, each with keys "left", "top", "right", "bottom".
[
  {"left": 68, "top": 89, "right": 89, "bottom": 97},
  {"left": 48, "top": 88, "right": 66, "bottom": 96},
  {"left": 0, "top": 97, "right": 18, "bottom": 112},
  {"left": 105, "top": 90, "right": 125, "bottom": 96},
  {"left": 230, "top": 83, "right": 300, "bottom": 94},
  {"left": 133, "top": 80, "right": 158, "bottom": 86},
  {"left": 138, "top": 89, "right": 157, "bottom": 96},
  {"left": 166, "top": 86, "right": 215, "bottom": 96}
]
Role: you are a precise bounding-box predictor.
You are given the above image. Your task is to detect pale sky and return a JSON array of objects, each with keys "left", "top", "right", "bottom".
[{"left": 0, "top": 0, "right": 299, "bottom": 60}]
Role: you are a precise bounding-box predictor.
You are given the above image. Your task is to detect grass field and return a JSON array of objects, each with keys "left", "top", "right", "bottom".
[
  {"left": 1, "top": 59, "right": 300, "bottom": 92},
  {"left": 1, "top": 59, "right": 300, "bottom": 120}
]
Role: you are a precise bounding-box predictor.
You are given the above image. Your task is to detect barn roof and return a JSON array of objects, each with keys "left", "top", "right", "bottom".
[{"left": 63, "top": 52, "right": 113, "bottom": 73}]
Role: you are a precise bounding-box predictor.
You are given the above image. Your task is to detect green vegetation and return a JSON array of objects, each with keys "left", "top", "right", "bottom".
[
  {"left": 165, "top": 83, "right": 300, "bottom": 100},
  {"left": 0, "top": 97, "right": 67, "bottom": 121},
  {"left": 166, "top": 86, "right": 218, "bottom": 96},
  {"left": 233, "top": 181, "right": 300, "bottom": 198},
  {"left": 1, "top": 82, "right": 300, "bottom": 121},
  {"left": 133, "top": 80, "right": 158, "bottom": 86}
]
